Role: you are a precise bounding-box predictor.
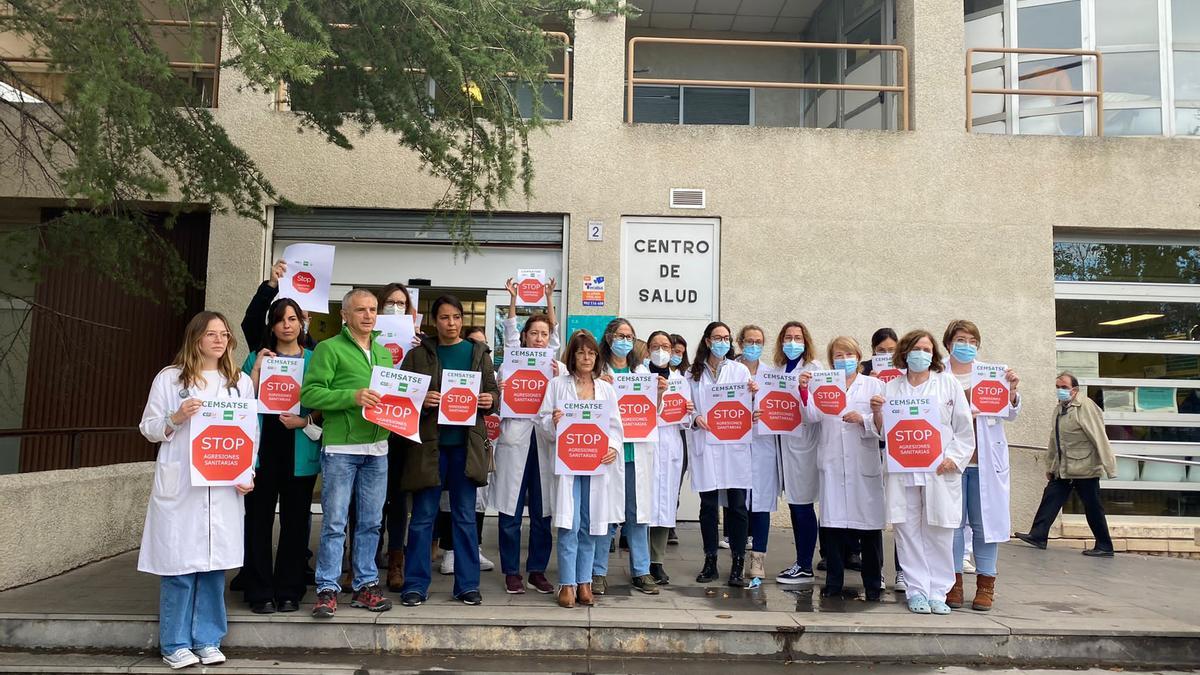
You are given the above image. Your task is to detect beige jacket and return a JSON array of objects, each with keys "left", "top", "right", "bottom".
[{"left": 1045, "top": 396, "right": 1117, "bottom": 479}]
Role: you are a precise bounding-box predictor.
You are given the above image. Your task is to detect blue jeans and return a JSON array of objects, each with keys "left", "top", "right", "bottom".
[
  {"left": 749, "top": 510, "right": 771, "bottom": 553},
  {"left": 316, "top": 452, "right": 388, "bottom": 593},
  {"left": 594, "top": 460, "right": 650, "bottom": 578},
  {"left": 159, "top": 570, "right": 227, "bottom": 655},
  {"left": 403, "top": 445, "right": 480, "bottom": 598},
  {"left": 788, "top": 502, "right": 818, "bottom": 570},
  {"left": 498, "top": 435, "right": 552, "bottom": 575},
  {"left": 556, "top": 475, "right": 595, "bottom": 587},
  {"left": 954, "top": 467, "right": 998, "bottom": 577}
]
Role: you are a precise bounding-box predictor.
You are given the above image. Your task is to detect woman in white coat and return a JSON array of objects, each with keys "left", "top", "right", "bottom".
[
  {"left": 689, "top": 321, "right": 755, "bottom": 586},
  {"left": 735, "top": 324, "right": 782, "bottom": 586},
  {"left": 645, "top": 330, "right": 694, "bottom": 585},
  {"left": 941, "top": 320, "right": 1020, "bottom": 612},
  {"left": 870, "top": 329, "right": 974, "bottom": 616},
  {"left": 773, "top": 321, "right": 824, "bottom": 586},
  {"left": 493, "top": 312, "right": 564, "bottom": 595},
  {"left": 800, "top": 336, "right": 886, "bottom": 600},
  {"left": 138, "top": 312, "right": 255, "bottom": 670},
  {"left": 540, "top": 330, "right": 621, "bottom": 608},
  {"left": 592, "top": 318, "right": 660, "bottom": 595}
]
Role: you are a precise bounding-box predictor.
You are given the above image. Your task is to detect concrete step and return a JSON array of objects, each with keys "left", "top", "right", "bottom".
[{"left": 1059, "top": 521, "right": 1199, "bottom": 541}]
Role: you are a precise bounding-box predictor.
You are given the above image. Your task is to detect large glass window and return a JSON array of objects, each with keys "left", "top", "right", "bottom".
[
  {"left": 1055, "top": 299, "right": 1200, "bottom": 340},
  {"left": 1054, "top": 241, "right": 1200, "bottom": 283},
  {"left": 1018, "top": 1, "right": 1081, "bottom": 49},
  {"left": 1095, "top": 0, "right": 1158, "bottom": 46},
  {"left": 632, "top": 85, "right": 751, "bottom": 126}
]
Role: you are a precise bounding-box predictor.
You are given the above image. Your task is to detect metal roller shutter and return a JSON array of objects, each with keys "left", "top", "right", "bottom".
[{"left": 273, "top": 208, "right": 565, "bottom": 245}]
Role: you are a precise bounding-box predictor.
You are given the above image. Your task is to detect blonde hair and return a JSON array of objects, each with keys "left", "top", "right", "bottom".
[
  {"left": 826, "top": 336, "right": 863, "bottom": 372},
  {"left": 173, "top": 311, "right": 241, "bottom": 392}
]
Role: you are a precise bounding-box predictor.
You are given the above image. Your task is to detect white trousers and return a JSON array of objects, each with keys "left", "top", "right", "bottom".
[{"left": 894, "top": 486, "right": 955, "bottom": 603}]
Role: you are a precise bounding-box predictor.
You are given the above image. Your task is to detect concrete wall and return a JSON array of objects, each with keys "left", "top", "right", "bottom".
[{"left": 0, "top": 463, "right": 153, "bottom": 590}]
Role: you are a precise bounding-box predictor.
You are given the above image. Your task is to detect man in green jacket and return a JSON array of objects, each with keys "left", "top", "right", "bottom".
[
  {"left": 398, "top": 295, "right": 499, "bottom": 607},
  {"left": 300, "top": 288, "right": 395, "bottom": 618}
]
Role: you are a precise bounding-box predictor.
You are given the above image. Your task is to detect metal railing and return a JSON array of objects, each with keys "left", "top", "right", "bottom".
[
  {"left": 0, "top": 427, "right": 141, "bottom": 471},
  {"left": 275, "top": 30, "right": 571, "bottom": 122},
  {"left": 625, "top": 36, "right": 910, "bottom": 130},
  {"left": 1010, "top": 443, "right": 1200, "bottom": 467},
  {"left": 965, "top": 47, "right": 1104, "bottom": 135}
]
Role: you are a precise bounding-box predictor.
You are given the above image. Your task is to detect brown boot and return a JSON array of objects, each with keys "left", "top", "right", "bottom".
[
  {"left": 972, "top": 574, "right": 995, "bottom": 611},
  {"left": 387, "top": 550, "right": 405, "bottom": 592},
  {"left": 577, "top": 582, "right": 595, "bottom": 606},
  {"left": 557, "top": 585, "right": 576, "bottom": 609},
  {"left": 946, "top": 573, "right": 964, "bottom": 609}
]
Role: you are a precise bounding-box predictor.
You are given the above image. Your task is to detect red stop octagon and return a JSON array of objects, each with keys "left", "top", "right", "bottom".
[
  {"left": 558, "top": 422, "right": 607, "bottom": 472},
  {"left": 260, "top": 374, "right": 300, "bottom": 412},
  {"left": 813, "top": 385, "right": 846, "bottom": 416},
  {"left": 292, "top": 271, "right": 316, "bottom": 294},
  {"left": 504, "top": 369, "right": 549, "bottom": 415},
  {"left": 887, "top": 418, "right": 943, "bottom": 470},
  {"left": 192, "top": 426, "right": 254, "bottom": 482},
  {"left": 972, "top": 380, "right": 1009, "bottom": 414},
  {"left": 365, "top": 394, "right": 420, "bottom": 437},
  {"left": 659, "top": 392, "right": 688, "bottom": 424},
  {"left": 759, "top": 391, "right": 802, "bottom": 432},
  {"left": 441, "top": 387, "right": 478, "bottom": 423},
  {"left": 517, "top": 278, "right": 544, "bottom": 304},
  {"left": 708, "top": 400, "right": 750, "bottom": 442},
  {"left": 619, "top": 394, "right": 657, "bottom": 439}
]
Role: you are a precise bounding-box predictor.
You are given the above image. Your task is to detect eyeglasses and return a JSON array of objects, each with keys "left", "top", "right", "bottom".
[
  {"left": 613, "top": 333, "right": 635, "bottom": 340},
  {"left": 710, "top": 337, "right": 731, "bottom": 344},
  {"left": 741, "top": 339, "right": 764, "bottom": 346},
  {"left": 952, "top": 338, "right": 980, "bottom": 347},
  {"left": 203, "top": 331, "right": 232, "bottom": 341}
]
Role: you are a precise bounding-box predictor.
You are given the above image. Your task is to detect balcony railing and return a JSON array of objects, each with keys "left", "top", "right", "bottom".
[
  {"left": 965, "top": 47, "right": 1105, "bottom": 136},
  {"left": 625, "top": 36, "right": 910, "bottom": 130}
]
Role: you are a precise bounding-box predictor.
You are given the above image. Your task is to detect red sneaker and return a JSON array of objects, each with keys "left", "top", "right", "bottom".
[
  {"left": 312, "top": 589, "right": 337, "bottom": 619},
  {"left": 528, "top": 572, "right": 554, "bottom": 594},
  {"left": 351, "top": 584, "right": 393, "bottom": 612},
  {"left": 505, "top": 574, "right": 526, "bottom": 594}
]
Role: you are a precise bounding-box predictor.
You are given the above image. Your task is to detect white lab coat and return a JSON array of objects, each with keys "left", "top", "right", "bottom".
[
  {"left": 649, "top": 369, "right": 692, "bottom": 527},
  {"left": 780, "top": 359, "right": 825, "bottom": 505},
  {"left": 804, "top": 373, "right": 886, "bottom": 530},
  {"left": 137, "top": 367, "right": 254, "bottom": 576},
  {"left": 539, "top": 374, "right": 624, "bottom": 536},
  {"left": 883, "top": 371, "right": 975, "bottom": 528},
  {"left": 688, "top": 359, "right": 753, "bottom": 492},
  {"left": 972, "top": 396, "right": 1020, "bottom": 543},
  {"left": 741, "top": 358, "right": 781, "bottom": 513},
  {"left": 604, "top": 361, "right": 654, "bottom": 525}
]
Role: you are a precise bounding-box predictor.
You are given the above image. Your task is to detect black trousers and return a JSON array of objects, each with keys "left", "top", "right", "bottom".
[
  {"left": 1029, "top": 477, "right": 1113, "bottom": 551},
  {"left": 384, "top": 435, "right": 410, "bottom": 553},
  {"left": 819, "top": 527, "right": 882, "bottom": 593},
  {"left": 242, "top": 451, "right": 317, "bottom": 604},
  {"left": 438, "top": 509, "right": 485, "bottom": 550},
  {"left": 700, "top": 489, "right": 747, "bottom": 555}
]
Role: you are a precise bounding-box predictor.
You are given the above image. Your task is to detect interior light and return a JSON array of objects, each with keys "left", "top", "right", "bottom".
[
  {"left": 1097, "top": 313, "right": 1165, "bottom": 326},
  {"left": 1055, "top": 330, "right": 1074, "bottom": 336}
]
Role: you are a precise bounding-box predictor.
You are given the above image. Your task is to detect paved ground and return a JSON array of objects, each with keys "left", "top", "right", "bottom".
[{"left": 0, "top": 520, "right": 1197, "bottom": 670}]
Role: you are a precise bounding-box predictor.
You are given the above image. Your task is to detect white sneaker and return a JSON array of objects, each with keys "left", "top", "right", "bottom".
[
  {"left": 962, "top": 556, "right": 976, "bottom": 575},
  {"left": 161, "top": 649, "right": 199, "bottom": 670},
  {"left": 440, "top": 550, "right": 455, "bottom": 575},
  {"left": 478, "top": 548, "right": 495, "bottom": 571},
  {"left": 746, "top": 535, "right": 754, "bottom": 549},
  {"left": 894, "top": 571, "right": 908, "bottom": 593},
  {"left": 718, "top": 536, "right": 731, "bottom": 549},
  {"left": 195, "top": 646, "right": 226, "bottom": 665},
  {"left": 879, "top": 578, "right": 888, "bottom": 591}
]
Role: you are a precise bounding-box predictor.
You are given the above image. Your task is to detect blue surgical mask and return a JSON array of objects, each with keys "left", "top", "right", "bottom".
[
  {"left": 835, "top": 357, "right": 858, "bottom": 375},
  {"left": 782, "top": 341, "right": 805, "bottom": 360},
  {"left": 1056, "top": 388, "right": 1072, "bottom": 402},
  {"left": 741, "top": 344, "right": 763, "bottom": 362},
  {"left": 951, "top": 343, "right": 978, "bottom": 364},
  {"left": 642, "top": 358, "right": 651, "bottom": 369},
  {"left": 612, "top": 338, "right": 634, "bottom": 358},
  {"left": 669, "top": 354, "right": 683, "bottom": 367},
  {"left": 906, "top": 350, "right": 933, "bottom": 373},
  {"left": 710, "top": 340, "right": 731, "bottom": 358}
]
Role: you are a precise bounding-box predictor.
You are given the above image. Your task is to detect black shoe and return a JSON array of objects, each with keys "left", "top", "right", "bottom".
[
  {"left": 400, "top": 592, "right": 424, "bottom": 607},
  {"left": 276, "top": 599, "right": 299, "bottom": 613},
  {"left": 1014, "top": 532, "right": 1048, "bottom": 550},
  {"left": 696, "top": 554, "right": 719, "bottom": 583},
  {"left": 727, "top": 554, "right": 745, "bottom": 588},
  {"left": 650, "top": 562, "right": 671, "bottom": 585},
  {"left": 249, "top": 600, "right": 276, "bottom": 614},
  {"left": 846, "top": 553, "right": 863, "bottom": 572},
  {"left": 1081, "top": 548, "right": 1114, "bottom": 557},
  {"left": 816, "top": 558, "right": 827, "bottom": 571},
  {"left": 610, "top": 539, "right": 617, "bottom": 553},
  {"left": 819, "top": 586, "right": 841, "bottom": 597},
  {"left": 619, "top": 534, "right": 629, "bottom": 550},
  {"left": 667, "top": 528, "right": 679, "bottom": 545},
  {"left": 458, "top": 590, "right": 483, "bottom": 605},
  {"left": 865, "top": 589, "right": 882, "bottom": 602},
  {"left": 230, "top": 574, "right": 245, "bottom": 592}
]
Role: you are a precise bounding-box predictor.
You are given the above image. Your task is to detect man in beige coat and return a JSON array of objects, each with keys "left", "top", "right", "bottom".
[{"left": 1015, "top": 372, "right": 1117, "bottom": 556}]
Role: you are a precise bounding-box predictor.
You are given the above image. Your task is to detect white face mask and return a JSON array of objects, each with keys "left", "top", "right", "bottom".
[
  {"left": 383, "top": 304, "right": 405, "bottom": 316},
  {"left": 650, "top": 348, "right": 671, "bottom": 367}
]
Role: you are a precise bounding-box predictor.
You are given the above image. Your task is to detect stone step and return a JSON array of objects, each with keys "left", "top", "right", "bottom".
[{"left": 1059, "top": 521, "right": 1199, "bottom": 540}]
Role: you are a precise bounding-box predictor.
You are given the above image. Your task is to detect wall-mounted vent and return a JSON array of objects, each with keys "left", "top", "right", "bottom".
[{"left": 669, "top": 188, "right": 706, "bottom": 209}]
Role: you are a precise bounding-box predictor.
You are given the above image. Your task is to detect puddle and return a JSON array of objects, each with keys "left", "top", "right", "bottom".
[
  {"left": 667, "top": 585, "right": 901, "bottom": 612},
  {"left": 671, "top": 585, "right": 770, "bottom": 610}
]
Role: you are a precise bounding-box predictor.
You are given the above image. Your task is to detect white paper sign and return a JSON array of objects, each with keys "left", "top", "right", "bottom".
[
  {"left": 701, "top": 382, "right": 753, "bottom": 445},
  {"left": 515, "top": 268, "right": 548, "bottom": 306},
  {"left": 755, "top": 370, "right": 803, "bottom": 436},
  {"left": 970, "top": 362, "right": 1011, "bottom": 417},
  {"left": 614, "top": 372, "right": 658, "bottom": 443},
  {"left": 257, "top": 356, "right": 304, "bottom": 414},
  {"left": 555, "top": 399, "right": 613, "bottom": 476},
  {"left": 362, "top": 367, "right": 431, "bottom": 442},
  {"left": 500, "top": 347, "right": 555, "bottom": 418},
  {"left": 375, "top": 314, "right": 416, "bottom": 366},
  {"left": 189, "top": 397, "right": 259, "bottom": 486},
  {"left": 883, "top": 396, "right": 944, "bottom": 474},
  {"left": 277, "top": 243, "right": 335, "bottom": 313},
  {"left": 808, "top": 369, "right": 848, "bottom": 416},
  {"left": 871, "top": 354, "right": 904, "bottom": 383},
  {"left": 438, "top": 369, "right": 481, "bottom": 426},
  {"left": 658, "top": 376, "right": 692, "bottom": 425}
]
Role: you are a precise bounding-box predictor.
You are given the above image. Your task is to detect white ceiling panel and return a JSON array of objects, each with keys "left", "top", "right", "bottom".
[
  {"left": 691, "top": 13, "right": 738, "bottom": 30},
  {"left": 731, "top": 14, "right": 778, "bottom": 32}
]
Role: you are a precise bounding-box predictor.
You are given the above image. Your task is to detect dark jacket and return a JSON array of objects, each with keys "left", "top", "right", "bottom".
[
  {"left": 242, "top": 281, "right": 317, "bottom": 353},
  {"left": 398, "top": 336, "right": 499, "bottom": 491}
]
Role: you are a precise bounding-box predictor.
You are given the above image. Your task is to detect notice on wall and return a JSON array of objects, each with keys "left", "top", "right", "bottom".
[
  {"left": 582, "top": 275, "right": 606, "bottom": 307},
  {"left": 277, "top": 243, "right": 335, "bottom": 313},
  {"left": 883, "top": 397, "right": 944, "bottom": 474},
  {"left": 257, "top": 356, "right": 304, "bottom": 415},
  {"left": 362, "top": 367, "right": 431, "bottom": 442},
  {"left": 620, "top": 219, "right": 718, "bottom": 320},
  {"left": 555, "top": 400, "right": 612, "bottom": 476},
  {"left": 189, "top": 398, "right": 259, "bottom": 486}
]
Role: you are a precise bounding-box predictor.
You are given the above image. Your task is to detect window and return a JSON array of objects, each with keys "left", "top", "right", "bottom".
[
  {"left": 1055, "top": 236, "right": 1200, "bottom": 516},
  {"left": 632, "top": 85, "right": 752, "bottom": 126}
]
